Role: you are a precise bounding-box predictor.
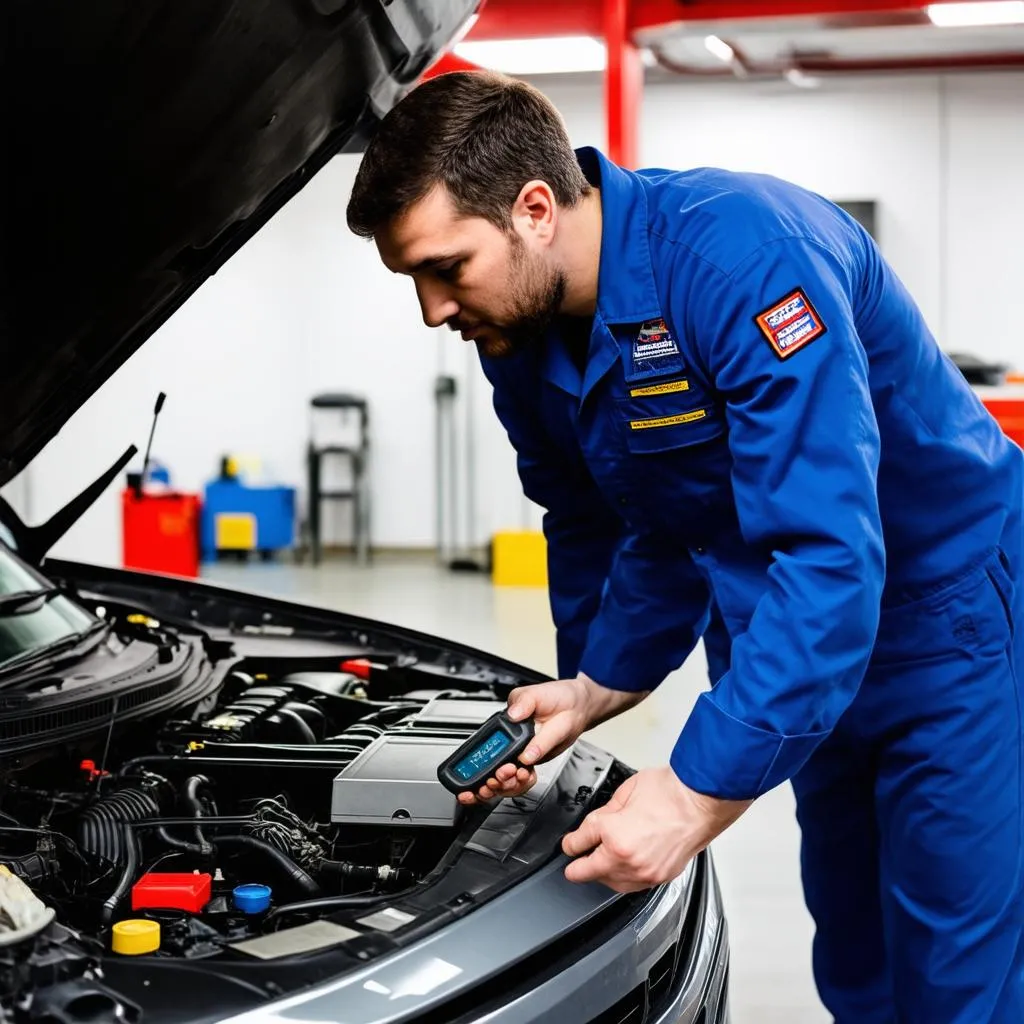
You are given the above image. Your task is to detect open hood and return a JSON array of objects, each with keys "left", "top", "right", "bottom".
[{"left": 1, "top": 0, "right": 477, "bottom": 488}]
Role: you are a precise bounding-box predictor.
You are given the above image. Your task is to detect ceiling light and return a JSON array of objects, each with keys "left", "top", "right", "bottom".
[
  {"left": 454, "top": 36, "right": 607, "bottom": 75},
  {"left": 704, "top": 34, "right": 736, "bottom": 64},
  {"left": 785, "top": 68, "right": 821, "bottom": 89},
  {"left": 926, "top": 2, "right": 1024, "bottom": 27}
]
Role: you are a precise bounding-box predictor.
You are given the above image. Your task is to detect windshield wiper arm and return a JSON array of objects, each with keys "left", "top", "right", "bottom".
[
  {"left": 0, "top": 620, "right": 110, "bottom": 684},
  {"left": 0, "top": 586, "right": 61, "bottom": 615}
]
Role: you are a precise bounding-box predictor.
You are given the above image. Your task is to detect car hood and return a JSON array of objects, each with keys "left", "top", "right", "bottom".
[{"left": 1, "top": 0, "right": 476, "bottom": 488}]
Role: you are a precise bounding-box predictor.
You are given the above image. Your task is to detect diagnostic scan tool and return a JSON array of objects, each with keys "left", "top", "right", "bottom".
[{"left": 436, "top": 710, "right": 535, "bottom": 795}]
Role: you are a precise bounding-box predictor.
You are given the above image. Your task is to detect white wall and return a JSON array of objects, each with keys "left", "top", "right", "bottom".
[{"left": 5, "top": 70, "right": 1022, "bottom": 564}]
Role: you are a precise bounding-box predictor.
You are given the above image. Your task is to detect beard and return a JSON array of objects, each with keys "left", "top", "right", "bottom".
[{"left": 474, "top": 237, "right": 566, "bottom": 360}]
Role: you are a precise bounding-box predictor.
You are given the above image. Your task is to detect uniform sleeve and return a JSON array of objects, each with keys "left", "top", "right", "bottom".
[
  {"left": 577, "top": 530, "right": 712, "bottom": 693},
  {"left": 480, "top": 355, "right": 625, "bottom": 678},
  {"left": 668, "top": 236, "right": 885, "bottom": 800}
]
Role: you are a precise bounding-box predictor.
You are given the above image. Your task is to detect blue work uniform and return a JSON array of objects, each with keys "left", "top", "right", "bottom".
[{"left": 480, "top": 147, "right": 1024, "bottom": 1023}]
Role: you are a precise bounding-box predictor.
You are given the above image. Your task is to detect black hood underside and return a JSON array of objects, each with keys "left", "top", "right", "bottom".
[{"left": 1, "top": 0, "right": 476, "bottom": 487}]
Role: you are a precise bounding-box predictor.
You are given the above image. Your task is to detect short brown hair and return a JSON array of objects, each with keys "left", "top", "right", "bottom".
[{"left": 346, "top": 71, "right": 590, "bottom": 238}]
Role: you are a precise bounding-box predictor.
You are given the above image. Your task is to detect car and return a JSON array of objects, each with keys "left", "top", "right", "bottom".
[{"left": 0, "top": 2, "right": 731, "bottom": 1022}]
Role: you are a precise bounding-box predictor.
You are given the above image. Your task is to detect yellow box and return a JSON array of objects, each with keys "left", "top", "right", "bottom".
[
  {"left": 215, "top": 512, "right": 257, "bottom": 550},
  {"left": 492, "top": 531, "right": 548, "bottom": 588}
]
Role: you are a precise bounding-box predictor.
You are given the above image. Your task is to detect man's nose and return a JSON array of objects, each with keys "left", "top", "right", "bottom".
[{"left": 416, "top": 280, "right": 460, "bottom": 329}]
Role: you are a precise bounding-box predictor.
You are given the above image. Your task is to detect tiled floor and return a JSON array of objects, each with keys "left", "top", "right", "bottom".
[{"left": 205, "top": 555, "right": 830, "bottom": 1024}]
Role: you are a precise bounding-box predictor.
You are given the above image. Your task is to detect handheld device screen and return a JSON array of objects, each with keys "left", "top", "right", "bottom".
[{"left": 451, "top": 729, "right": 511, "bottom": 781}]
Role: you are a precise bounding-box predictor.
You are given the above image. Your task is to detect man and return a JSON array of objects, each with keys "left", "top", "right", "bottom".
[{"left": 347, "top": 71, "right": 1023, "bottom": 1023}]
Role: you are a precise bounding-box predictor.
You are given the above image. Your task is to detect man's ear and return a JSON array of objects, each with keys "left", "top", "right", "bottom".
[{"left": 512, "top": 179, "right": 557, "bottom": 244}]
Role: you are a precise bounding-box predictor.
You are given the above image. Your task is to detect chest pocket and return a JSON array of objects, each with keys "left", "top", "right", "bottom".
[
  {"left": 611, "top": 376, "right": 734, "bottom": 541},
  {"left": 615, "top": 377, "right": 726, "bottom": 453}
]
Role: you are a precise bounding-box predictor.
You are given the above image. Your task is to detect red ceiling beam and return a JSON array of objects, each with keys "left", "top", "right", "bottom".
[
  {"left": 631, "top": 0, "right": 932, "bottom": 32},
  {"left": 464, "top": 0, "right": 603, "bottom": 40},
  {"left": 464, "top": 1, "right": 934, "bottom": 40}
]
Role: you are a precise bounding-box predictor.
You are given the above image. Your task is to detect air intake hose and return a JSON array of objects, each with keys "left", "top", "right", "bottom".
[{"left": 78, "top": 787, "right": 162, "bottom": 866}]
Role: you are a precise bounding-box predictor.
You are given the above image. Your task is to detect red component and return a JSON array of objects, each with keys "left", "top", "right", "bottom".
[
  {"left": 79, "top": 759, "right": 109, "bottom": 781},
  {"left": 340, "top": 658, "right": 373, "bottom": 680},
  {"left": 121, "top": 490, "right": 201, "bottom": 579},
  {"left": 132, "top": 872, "right": 212, "bottom": 914},
  {"left": 981, "top": 396, "right": 1024, "bottom": 450}
]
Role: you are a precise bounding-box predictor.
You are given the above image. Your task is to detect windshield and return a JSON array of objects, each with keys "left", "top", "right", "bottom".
[{"left": 0, "top": 546, "right": 96, "bottom": 667}]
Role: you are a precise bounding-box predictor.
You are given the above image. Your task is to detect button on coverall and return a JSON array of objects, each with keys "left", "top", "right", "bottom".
[{"left": 480, "top": 147, "right": 1024, "bottom": 1023}]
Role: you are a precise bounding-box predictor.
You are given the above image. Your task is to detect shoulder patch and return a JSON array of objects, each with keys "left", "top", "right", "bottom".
[{"left": 753, "top": 288, "right": 826, "bottom": 360}]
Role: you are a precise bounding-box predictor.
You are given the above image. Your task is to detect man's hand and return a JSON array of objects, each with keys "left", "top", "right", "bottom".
[
  {"left": 456, "top": 674, "right": 647, "bottom": 806},
  {"left": 561, "top": 767, "right": 752, "bottom": 892}
]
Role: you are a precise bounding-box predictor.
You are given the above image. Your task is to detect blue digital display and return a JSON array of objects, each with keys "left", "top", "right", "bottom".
[{"left": 452, "top": 729, "right": 512, "bottom": 781}]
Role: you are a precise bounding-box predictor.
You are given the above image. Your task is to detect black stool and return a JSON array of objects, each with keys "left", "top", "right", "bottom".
[{"left": 306, "top": 393, "right": 370, "bottom": 566}]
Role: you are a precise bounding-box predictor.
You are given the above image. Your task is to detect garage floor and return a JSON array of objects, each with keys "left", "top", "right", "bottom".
[{"left": 205, "top": 554, "right": 829, "bottom": 1024}]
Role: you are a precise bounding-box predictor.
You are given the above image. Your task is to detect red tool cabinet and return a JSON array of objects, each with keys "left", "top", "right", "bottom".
[{"left": 121, "top": 489, "right": 201, "bottom": 578}]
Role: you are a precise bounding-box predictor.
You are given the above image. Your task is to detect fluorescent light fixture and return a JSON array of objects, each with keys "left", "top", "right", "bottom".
[
  {"left": 785, "top": 68, "right": 821, "bottom": 89},
  {"left": 454, "top": 36, "right": 606, "bottom": 75},
  {"left": 704, "top": 34, "right": 736, "bottom": 64},
  {"left": 926, "top": 1, "right": 1024, "bottom": 26}
]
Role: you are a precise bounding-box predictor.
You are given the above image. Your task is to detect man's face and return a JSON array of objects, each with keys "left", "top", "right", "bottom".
[{"left": 376, "top": 186, "right": 564, "bottom": 359}]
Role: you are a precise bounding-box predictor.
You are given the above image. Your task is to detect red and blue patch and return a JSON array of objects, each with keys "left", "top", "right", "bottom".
[{"left": 754, "top": 288, "right": 827, "bottom": 360}]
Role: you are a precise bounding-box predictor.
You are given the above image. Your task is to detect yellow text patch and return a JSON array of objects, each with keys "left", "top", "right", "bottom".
[
  {"left": 629, "top": 379, "right": 690, "bottom": 398},
  {"left": 629, "top": 409, "right": 707, "bottom": 430}
]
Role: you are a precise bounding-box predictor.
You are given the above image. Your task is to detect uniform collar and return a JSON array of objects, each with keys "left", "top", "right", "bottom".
[{"left": 577, "top": 147, "right": 663, "bottom": 326}]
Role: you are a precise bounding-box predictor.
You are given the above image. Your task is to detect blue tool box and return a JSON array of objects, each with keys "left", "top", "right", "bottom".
[{"left": 201, "top": 478, "right": 296, "bottom": 561}]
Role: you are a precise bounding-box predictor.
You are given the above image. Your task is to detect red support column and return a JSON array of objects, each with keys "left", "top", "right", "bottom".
[{"left": 604, "top": 0, "right": 643, "bottom": 168}]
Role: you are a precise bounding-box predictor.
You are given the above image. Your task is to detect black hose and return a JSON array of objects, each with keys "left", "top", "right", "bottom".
[
  {"left": 101, "top": 824, "right": 138, "bottom": 924},
  {"left": 183, "top": 775, "right": 212, "bottom": 852},
  {"left": 212, "top": 835, "right": 320, "bottom": 896},
  {"left": 156, "top": 827, "right": 208, "bottom": 856},
  {"left": 261, "top": 893, "right": 386, "bottom": 931},
  {"left": 277, "top": 705, "right": 318, "bottom": 744},
  {"left": 319, "top": 861, "right": 414, "bottom": 889}
]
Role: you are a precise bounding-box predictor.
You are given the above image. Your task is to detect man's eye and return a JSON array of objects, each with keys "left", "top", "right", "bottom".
[{"left": 436, "top": 261, "right": 462, "bottom": 281}]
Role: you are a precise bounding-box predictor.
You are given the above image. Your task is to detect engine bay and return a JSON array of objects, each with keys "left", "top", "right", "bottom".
[{"left": 0, "top": 572, "right": 618, "bottom": 1023}]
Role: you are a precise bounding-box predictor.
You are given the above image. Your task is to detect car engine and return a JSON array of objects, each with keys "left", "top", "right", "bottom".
[{"left": 0, "top": 652, "right": 516, "bottom": 972}]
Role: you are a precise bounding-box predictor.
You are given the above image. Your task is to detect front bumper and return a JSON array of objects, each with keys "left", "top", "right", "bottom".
[{"left": 462, "top": 849, "right": 729, "bottom": 1024}]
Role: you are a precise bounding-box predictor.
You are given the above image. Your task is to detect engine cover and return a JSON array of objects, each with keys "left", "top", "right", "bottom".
[{"left": 330, "top": 734, "right": 466, "bottom": 828}]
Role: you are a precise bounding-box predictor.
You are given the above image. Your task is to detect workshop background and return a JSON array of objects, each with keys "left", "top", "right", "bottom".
[{"left": 3, "top": 3, "right": 1023, "bottom": 1021}]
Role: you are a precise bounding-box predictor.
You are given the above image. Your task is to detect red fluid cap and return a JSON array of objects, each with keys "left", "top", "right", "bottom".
[
  {"left": 80, "top": 759, "right": 109, "bottom": 781},
  {"left": 132, "top": 872, "right": 212, "bottom": 914},
  {"left": 340, "top": 658, "right": 372, "bottom": 680}
]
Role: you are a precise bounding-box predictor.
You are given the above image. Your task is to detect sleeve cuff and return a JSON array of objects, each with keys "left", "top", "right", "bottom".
[{"left": 669, "top": 692, "right": 830, "bottom": 800}]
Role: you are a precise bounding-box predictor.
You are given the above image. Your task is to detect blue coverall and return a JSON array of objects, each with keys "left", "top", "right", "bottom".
[{"left": 480, "top": 147, "right": 1024, "bottom": 1023}]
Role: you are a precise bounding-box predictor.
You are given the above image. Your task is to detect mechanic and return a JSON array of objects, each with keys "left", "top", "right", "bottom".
[{"left": 346, "top": 71, "right": 1023, "bottom": 1023}]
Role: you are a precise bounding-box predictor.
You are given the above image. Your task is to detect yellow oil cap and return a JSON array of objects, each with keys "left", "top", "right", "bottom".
[{"left": 112, "top": 919, "right": 160, "bottom": 955}]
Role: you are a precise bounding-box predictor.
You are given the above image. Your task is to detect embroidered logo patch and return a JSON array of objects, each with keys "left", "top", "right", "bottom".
[
  {"left": 754, "top": 288, "right": 826, "bottom": 359},
  {"left": 630, "top": 317, "right": 683, "bottom": 376},
  {"left": 629, "top": 379, "right": 690, "bottom": 398},
  {"left": 630, "top": 408, "right": 707, "bottom": 430}
]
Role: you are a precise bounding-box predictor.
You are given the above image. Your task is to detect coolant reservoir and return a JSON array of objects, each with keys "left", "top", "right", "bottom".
[{"left": 0, "top": 865, "right": 56, "bottom": 944}]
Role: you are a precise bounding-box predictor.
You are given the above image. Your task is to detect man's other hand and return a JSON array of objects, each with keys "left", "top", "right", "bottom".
[{"left": 561, "top": 767, "right": 752, "bottom": 892}]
